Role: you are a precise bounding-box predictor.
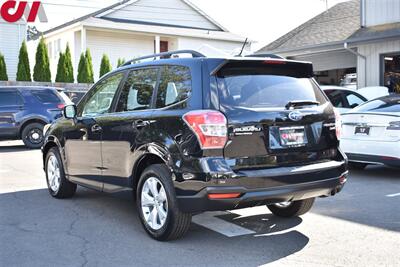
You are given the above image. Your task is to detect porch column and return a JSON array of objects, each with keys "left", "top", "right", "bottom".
[
  {"left": 81, "top": 27, "right": 87, "bottom": 53},
  {"left": 155, "top": 35, "right": 160, "bottom": 54}
]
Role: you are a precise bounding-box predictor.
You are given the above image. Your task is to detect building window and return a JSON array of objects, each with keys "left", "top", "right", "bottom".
[{"left": 382, "top": 53, "right": 400, "bottom": 94}]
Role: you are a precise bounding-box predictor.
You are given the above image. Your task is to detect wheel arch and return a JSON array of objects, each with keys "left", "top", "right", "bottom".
[
  {"left": 42, "top": 136, "right": 63, "bottom": 169},
  {"left": 130, "top": 143, "right": 175, "bottom": 190},
  {"left": 19, "top": 118, "right": 48, "bottom": 137}
]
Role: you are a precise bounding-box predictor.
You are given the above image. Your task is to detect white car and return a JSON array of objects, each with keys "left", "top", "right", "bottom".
[
  {"left": 356, "top": 86, "right": 389, "bottom": 100},
  {"left": 340, "top": 95, "right": 400, "bottom": 169},
  {"left": 321, "top": 86, "right": 367, "bottom": 114},
  {"left": 339, "top": 73, "right": 357, "bottom": 90}
]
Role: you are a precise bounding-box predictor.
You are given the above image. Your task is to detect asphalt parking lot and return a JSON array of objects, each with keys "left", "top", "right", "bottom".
[{"left": 0, "top": 141, "right": 399, "bottom": 267}]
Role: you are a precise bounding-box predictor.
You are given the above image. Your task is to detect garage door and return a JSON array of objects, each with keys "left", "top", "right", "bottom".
[{"left": 293, "top": 50, "right": 357, "bottom": 71}]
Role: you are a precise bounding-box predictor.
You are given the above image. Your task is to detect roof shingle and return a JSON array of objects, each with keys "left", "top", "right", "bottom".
[{"left": 258, "top": 0, "right": 360, "bottom": 53}]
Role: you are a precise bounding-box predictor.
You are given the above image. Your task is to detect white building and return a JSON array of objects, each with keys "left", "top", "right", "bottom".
[
  {"left": 0, "top": 18, "right": 27, "bottom": 81},
  {"left": 256, "top": 0, "right": 400, "bottom": 93},
  {"left": 33, "top": 0, "right": 250, "bottom": 82}
]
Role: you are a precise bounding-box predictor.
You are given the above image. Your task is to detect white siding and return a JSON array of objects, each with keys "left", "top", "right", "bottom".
[
  {"left": 357, "top": 39, "right": 400, "bottom": 88},
  {"left": 292, "top": 50, "right": 357, "bottom": 71},
  {"left": 0, "top": 20, "right": 27, "bottom": 81},
  {"left": 363, "top": 0, "right": 400, "bottom": 27},
  {"left": 177, "top": 37, "right": 246, "bottom": 57},
  {"left": 103, "top": 0, "right": 221, "bottom": 31},
  {"left": 43, "top": 29, "right": 76, "bottom": 82},
  {"left": 86, "top": 30, "right": 155, "bottom": 80}
]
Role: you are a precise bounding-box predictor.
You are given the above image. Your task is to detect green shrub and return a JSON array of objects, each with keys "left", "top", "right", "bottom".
[
  {"left": 77, "top": 53, "right": 89, "bottom": 83},
  {"left": 33, "top": 38, "right": 51, "bottom": 82},
  {"left": 99, "top": 54, "right": 112, "bottom": 78},
  {"left": 16, "top": 41, "right": 31, "bottom": 81},
  {"left": 0, "top": 53, "right": 8, "bottom": 81},
  {"left": 64, "top": 44, "right": 74, "bottom": 83},
  {"left": 85, "top": 49, "right": 94, "bottom": 83},
  {"left": 55, "top": 52, "right": 65, "bottom": 82},
  {"left": 117, "top": 58, "right": 125, "bottom": 68}
]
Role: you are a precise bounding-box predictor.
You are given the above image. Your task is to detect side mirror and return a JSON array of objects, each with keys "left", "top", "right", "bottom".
[{"left": 63, "top": 105, "right": 77, "bottom": 119}]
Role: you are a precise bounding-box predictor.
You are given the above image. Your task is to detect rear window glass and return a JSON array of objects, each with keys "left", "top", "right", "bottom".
[
  {"left": 31, "top": 90, "right": 62, "bottom": 103},
  {"left": 353, "top": 96, "right": 400, "bottom": 113},
  {"left": 217, "top": 75, "right": 326, "bottom": 109}
]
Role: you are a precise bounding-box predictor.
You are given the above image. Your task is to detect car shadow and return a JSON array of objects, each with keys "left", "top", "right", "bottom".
[
  {"left": 0, "top": 142, "right": 34, "bottom": 153},
  {"left": 0, "top": 188, "right": 309, "bottom": 266}
]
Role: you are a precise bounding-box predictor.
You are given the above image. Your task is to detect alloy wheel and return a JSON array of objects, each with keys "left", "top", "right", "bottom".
[
  {"left": 141, "top": 177, "right": 168, "bottom": 230},
  {"left": 47, "top": 155, "right": 61, "bottom": 192}
]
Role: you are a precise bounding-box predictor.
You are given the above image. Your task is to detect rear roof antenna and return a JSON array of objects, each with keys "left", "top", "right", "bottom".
[{"left": 237, "top": 38, "right": 248, "bottom": 57}]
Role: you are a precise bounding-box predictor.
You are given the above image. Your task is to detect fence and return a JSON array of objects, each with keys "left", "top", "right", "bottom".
[{"left": 0, "top": 81, "right": 93, "bottom": 92}]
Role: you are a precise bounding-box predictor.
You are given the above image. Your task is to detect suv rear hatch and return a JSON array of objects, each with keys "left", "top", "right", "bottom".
[{"left": 214, "top": 59, "right": 339, "bottom": 170}]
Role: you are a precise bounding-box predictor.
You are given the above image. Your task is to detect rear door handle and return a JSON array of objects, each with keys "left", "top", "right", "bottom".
[{"left": 91, "top": 124, "right": 102, "bottom": 133}]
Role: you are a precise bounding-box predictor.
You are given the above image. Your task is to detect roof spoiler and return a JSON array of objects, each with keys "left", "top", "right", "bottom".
[{"left": 211, "top": 58, "right": 314, "bottom": 78}]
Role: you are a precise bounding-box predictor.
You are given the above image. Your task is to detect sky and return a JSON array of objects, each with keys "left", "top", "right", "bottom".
[{"left": 36, "top": 0, "right": 350, "bottom": 51}]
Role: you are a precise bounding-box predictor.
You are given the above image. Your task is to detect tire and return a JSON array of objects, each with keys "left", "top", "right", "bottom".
[
  {"left": 21, "top": 122, "right": 45, "bottom": 149},
  {"left": 137, "top": 164, "right": 192, "bottom": 241},
  {"left": 267, "top": 198, "right": 315, "bottom": 218},
  {"left": 349, "top": 162, "right": 367, "bottom": 170},
  {"left": 45, "top": 147, "right": 77, "bottom": 198}
]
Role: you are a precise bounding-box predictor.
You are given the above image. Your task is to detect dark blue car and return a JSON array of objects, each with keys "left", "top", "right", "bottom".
[{"left": 0, "top": 86, "right": 72, "bottom": 148}]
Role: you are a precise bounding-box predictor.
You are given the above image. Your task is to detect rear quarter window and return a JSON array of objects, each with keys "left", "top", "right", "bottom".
[
  {"left": 156, "top": 65, "right": 191, "bottom": 108},
  {"left": 31, "top": 90, "right": 62, "bottom": 103}
]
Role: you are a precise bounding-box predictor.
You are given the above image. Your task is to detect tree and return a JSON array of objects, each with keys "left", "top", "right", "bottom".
[
  {"left": 77, "top": 52, "right": 90, "bottom": 83},
  {"left": 55, "top": 52, "right": 66, "bottom": 82},
  {"left": 64, "top": 43, "right": 74, "bottom": 83},
  {"left": 117, "top": 58, "right": 125, "bottom": 68},
  {"left": 16, "top": 41, "right": 31, "bottom": 81},
  {"left": 85, "top": 48, "right": 94, "bottom": 83},
  {"left": 99, "top": 54, "right": 112, "bottom": 78},
  {"left": 33, "top": 38, "right": 51, "bottom": 82},
  {"left": 0, "top": 53, "right": 8, "bottom": 81}
]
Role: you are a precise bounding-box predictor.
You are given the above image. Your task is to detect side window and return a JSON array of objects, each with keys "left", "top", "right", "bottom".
[
  {"left": 345, "top": 92, "right": 365, "bottom": 108},
  {"left": 81, "top": 73, "right": 124, "bottom": 117},
  {"left": 31, "top": 90, "right": 61, "bottom": 103},
  {"left": 325, "top": 90, "right": 345, "bottom": 108},
  {"left": 116, "top": 68, "right": 158, "bottom": 112},
  {"left": 156, "top": 65, "right": 191, "bottom": 108},
  {"left": 0, "top": 91, "right": 23, "bottom": 106}
]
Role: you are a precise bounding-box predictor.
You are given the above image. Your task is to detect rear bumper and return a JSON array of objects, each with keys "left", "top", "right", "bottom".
[
  {"left": 177, "top": 175, "right": 346, "bottom": 213},
  {"left": 341, "top": 138, "right": 400, "bottom": 166},
  {"left": 175, "top": 158, "right": 348, "bottom": 213},
  {"left": 346, "top": 153, "right": 400, "bottom": 167}
]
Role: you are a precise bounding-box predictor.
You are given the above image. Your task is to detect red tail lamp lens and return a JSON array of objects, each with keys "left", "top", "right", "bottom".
[{"left": 183, "top": 110, "right": 228, "bottom": 149}]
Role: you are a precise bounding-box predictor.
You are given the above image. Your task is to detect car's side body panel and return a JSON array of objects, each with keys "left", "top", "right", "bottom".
[{"left": 42, "top": 56, "right": 348, "bottom": 213}]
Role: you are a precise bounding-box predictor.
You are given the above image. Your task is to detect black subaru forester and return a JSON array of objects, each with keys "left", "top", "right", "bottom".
[{"left": 42, "top": 50, "right": 348, "bottom": 241}]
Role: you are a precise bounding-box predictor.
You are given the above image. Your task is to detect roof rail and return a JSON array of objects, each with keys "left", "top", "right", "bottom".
[{"left": 122, "top": 50, "right": 206, "bottom": 66}]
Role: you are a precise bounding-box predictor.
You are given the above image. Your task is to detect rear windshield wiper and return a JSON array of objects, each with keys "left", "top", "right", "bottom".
[{"left": 285, "top": 100, "right": 320, "bottom": 110}]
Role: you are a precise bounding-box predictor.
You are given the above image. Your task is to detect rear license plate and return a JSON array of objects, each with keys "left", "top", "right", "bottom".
[
  {"left": 279, "top": 126, "right": 307, "bottom": 147},
  {"left": 354, "top": 126, "right": 370, "bottom": 135}
]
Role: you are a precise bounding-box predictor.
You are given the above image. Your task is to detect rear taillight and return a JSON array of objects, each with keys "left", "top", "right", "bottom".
[
  {"left": 183, "top": 110, "right": 228, "bottom": 149},
  {"left": 57, "top": 103, "right": 65, "bottom": 109},
  {"left": 387, "top": 121, "right": 400, "bottom": 130},
  {"left": 334, "top": 108, "right": 341, "bottom": 139}
]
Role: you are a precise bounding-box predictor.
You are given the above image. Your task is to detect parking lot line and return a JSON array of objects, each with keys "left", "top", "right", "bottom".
[
  {"left": 192, "top": 212, "right": 256, "bottom": 237},
  {"left": 386, "top": 192, "right": 400, "bottom": 197}
]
